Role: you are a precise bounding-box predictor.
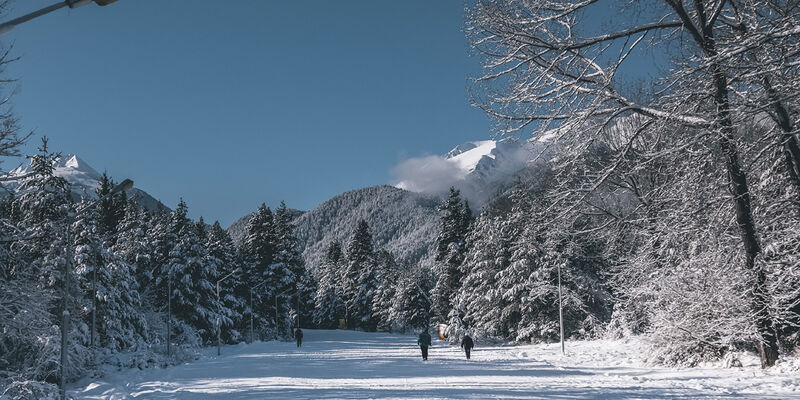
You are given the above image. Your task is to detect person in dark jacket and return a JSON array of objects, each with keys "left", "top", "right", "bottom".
[
  {"left": 295, "top": 328, "right": 303, "bottom": 347},
  {"left": 461, "top": 334, "right": 474, "bottom": 360},
  {"left": 417, "top": 329, "right": 432, "bottom": 360}
]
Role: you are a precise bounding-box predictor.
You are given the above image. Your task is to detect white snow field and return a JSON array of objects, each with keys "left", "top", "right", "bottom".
[{"left": 71, "top": 329, "right": 799, "bottom": 399}]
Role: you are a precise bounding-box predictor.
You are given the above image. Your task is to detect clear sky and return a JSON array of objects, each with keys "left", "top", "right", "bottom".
[{"left": 1, "top": 0, "right": 491, "bottom": 226}]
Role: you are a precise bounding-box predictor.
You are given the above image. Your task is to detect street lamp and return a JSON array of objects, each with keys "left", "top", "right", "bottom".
[
  {"left": 0, "top": 0, "right": 121, "bottom": 36},
  {"left": 249, "top": 281, "right": 267, "bottom": 343},
  {"left": 529, "top": 243, "right": 564, "bottom": 355},
  {"left": 216, "top": 267, "right": 241, "bottom": 356},
  {"left": 60, "top": 178, "right": 132, "bottom": 400}
]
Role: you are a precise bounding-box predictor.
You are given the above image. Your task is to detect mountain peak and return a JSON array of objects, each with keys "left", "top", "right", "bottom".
[
  {"left": 55, "top": 154, "right": 102, "bottom": 180},
  {"left": 3, "top": 153, "right": 168, "bottom": 212},
  {"left": 393, "top": 137, "right": 546, "bottom": 206}
]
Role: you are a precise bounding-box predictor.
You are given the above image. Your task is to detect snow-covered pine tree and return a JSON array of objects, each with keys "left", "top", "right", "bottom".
[
  {"left": 371, "top": 249, "right": 399, "bottom": 332},
  {"left": 241, "top": 203, "right": 294, "bottom": 336},
  {"left": 72, "top": 195, "right": 104, "bottom": 350},
  {"left": 432, "top": 187, "right": 471, "bottom": 323},
  {"left": 95, "top": 173, "right": 126, "bottom": 242},
  {"left": 453, "top": 214, "right": 511, "bottom": 340},
  {"left": 205, "top": 220, "right": 242, "bottom": 343},
  {"left": 274, "top": 201, "right": 314, "bottom": 328},
  {"left": 390, "top": 265, "right": 433, "bottom": 332},
  {"left": 113, "top": 201, "right": 153, "bottom": 298},
  {"left": 172, "top": 212, "right": 219, "bottom": 344},
  {"left": 344, "top": 220, "right": 377, "bottom": 330},
  {"left": 4, "top": 138, "right": 84, "bottom": 381},
  {"left": 313, "top": 241, "right": 344, "bottom": 328}
]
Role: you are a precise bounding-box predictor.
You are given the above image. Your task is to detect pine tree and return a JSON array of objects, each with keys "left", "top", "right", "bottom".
[
  {"left": 371, "top": 250, "right": 399, "bottom": 332},
  {"left": 167, "top": 206, "right": 218, "bottom": 344},
  {"left": 344, "top": 220, "right": 377, "bottom": 330},
  {"left": 206, "top": 220, "right": 242, "bottom": 343},
  {"left": 454, "top": 215, "right": 511, "bottom": 339},
  {"left": 391, "top": 266, "right": 433, "bottom": 332},
  {"left": 432, "top": 187, "right": 471, "bottom": 322},
  {"left": 241, "top": 203, "right": 295, "bottom": 336},
  {"left": 77, "top": 197, "right": 146, "bottom": 353},
  {"left": 274, "top": 201, "right": 313, "bottom": 328},
  {"left": 313, "top": 241, "right": 344, "bottom": 328},
  {"left": 95, "top": 173, "right": 126, "bottom": 242}
]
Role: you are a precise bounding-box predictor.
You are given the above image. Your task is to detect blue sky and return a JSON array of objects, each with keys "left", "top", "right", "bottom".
[{"left": 2, "top": 0, "right": 490, "bottom": 226}]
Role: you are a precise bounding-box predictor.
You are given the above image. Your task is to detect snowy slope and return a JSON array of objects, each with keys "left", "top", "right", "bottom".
[
  {"left": 292, "top": 185, "right": 440, "bottom": 271},
  {"left": 70, "top": 329, "right": 800, "bottom": 399},
  {"left": 3, "top": 154, "right": 168, "bottom": 212}
]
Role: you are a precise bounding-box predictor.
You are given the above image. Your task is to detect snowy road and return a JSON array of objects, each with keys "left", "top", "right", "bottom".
[{"left": 72, "top": 329, "right": 799, "bottom": 399}]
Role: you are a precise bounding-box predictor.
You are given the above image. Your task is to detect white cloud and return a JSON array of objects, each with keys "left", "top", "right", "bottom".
[{"left": 391, "top": 155, "right": 465, "bottom": 195}]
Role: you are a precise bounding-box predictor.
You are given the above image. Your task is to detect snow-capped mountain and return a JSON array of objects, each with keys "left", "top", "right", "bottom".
[
  {"left": 394, "top": 137, "right": 547, "bottom": 206},
  {"left": 4, "top": 154, "right": 168, "bottom": 212}
]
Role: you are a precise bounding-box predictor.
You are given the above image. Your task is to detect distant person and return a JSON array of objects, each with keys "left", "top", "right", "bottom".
[
  {"left": 295, "top": 328, "right": 303, "bottom": 347},
  {"left": 461, "top": 334, "right": 474, "bottom": 360},
  {"left": 417, "top": 329, "right": 432, "bottom": 361}
]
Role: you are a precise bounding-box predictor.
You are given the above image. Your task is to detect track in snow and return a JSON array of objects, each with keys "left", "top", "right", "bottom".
[{"left": 71, "top": 329, "right": 798, "bottom": 399}]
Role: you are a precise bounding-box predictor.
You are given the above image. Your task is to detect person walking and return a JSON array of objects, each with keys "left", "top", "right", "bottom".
[
  {"left": 295, "top": 328, "right": 303, "bottom": 347},
  {"left": 461, "top": 333, "right": 474, "bottom": 360},
  {"left": 417, "top": 329, "right": 432, "bottom": 361}
]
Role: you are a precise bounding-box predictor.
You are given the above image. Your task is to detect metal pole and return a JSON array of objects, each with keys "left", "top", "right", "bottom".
[
  {"left": 59, "top": 222, "right": 73, "bottom": 400},
  {"left": 217, "top": 282, "right": 221, "bottom": 356},
  {"left": 558, "top": 262, "right": 565, "bottom": 355},
  {"left": 91, "top": 263, "right": 97, "bottom": 349},
  {"left": 249, "top": 289, "right": 254, "bottom": 343},
  {"left": 214, "top": 267, "right": 239, "bottom": 355},
  {"left": 296, "top": 288, "right": 300, "bottom": 329},
  {"left": 167, "top": 272, "right": 171, "bottom": 360},
  {"left": 0, "top": 1, "right": 93, "bottom": 36}
]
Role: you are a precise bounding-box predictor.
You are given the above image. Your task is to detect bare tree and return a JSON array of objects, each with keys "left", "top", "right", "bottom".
[{"left": 467, "top": 0, "right": 800, "bottom": 367}]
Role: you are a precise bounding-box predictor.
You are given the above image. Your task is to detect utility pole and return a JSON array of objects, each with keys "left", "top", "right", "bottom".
[
  {"left": 91, "top": 262, "right": 96, "bottom": 350},
  {"left": 167, "top": 271, "right": 171, "bottom": 360},
  {"left": 296, "top": 286, "right": 300, "bottom": 329}
]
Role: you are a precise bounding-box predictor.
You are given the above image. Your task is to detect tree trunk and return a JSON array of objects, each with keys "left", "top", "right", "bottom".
[
  {"left": 714, "top": 69, "right": 779, "bottom": 368},
  {"left": 761, "top": 77, "right": 800, "bottom": 204}
]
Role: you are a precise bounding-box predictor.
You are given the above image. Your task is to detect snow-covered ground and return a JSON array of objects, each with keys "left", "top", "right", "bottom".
[{"left": 71, "top": 330, "right": 800, "bottom": 399}]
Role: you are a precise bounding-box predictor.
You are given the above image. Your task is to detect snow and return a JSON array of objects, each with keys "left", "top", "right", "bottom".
[
  {"left": 393, "top": 137, "right": 547, "bottom": 199},
  {"left": 7, "top": 154, "right": 102, "bottom": 195},
  {"left": 70, "top": 330, "right": 800, "bottom": 399},
  {"left": 446, "top": 140, "right": 497, "bottom": 174}
]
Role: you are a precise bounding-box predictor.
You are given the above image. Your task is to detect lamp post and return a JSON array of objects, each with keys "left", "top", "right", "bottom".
[
  {"left": 0, "top": 0, "right": 121, "bottom": 36},
  {"left": 60, "top": 178, "right": 132, "bottom": 400},
  {"left": 216, "top": 267, "right": 241, "bottom": 356},
  {"left": 248, "top": 281, "right": 267, "bottom": 343}
]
